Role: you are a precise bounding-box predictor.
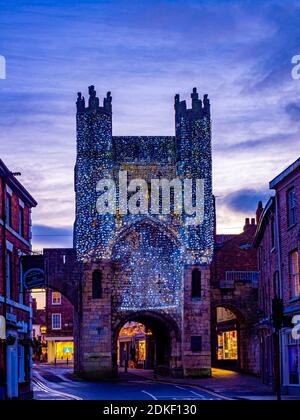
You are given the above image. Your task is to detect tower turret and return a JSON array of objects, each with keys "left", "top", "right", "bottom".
[
  {"left": 175, "top": 87, "right": 214, "bottom": 263},
  {"left": 74, "top": 86, "right": 114, "bottom": 260}
]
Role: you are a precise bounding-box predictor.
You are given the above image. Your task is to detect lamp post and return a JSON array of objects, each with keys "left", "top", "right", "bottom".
[{"left": 272, "top": 297, "right": 284, "bottom": 401}]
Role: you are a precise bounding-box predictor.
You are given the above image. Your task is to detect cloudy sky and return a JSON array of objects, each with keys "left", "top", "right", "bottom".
[{"left": 0, "top": 0, "right": 300, "bottom": 249}]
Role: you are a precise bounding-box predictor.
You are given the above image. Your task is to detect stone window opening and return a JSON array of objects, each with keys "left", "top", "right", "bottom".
[
  {"left": 191, "top": 268, "right": 201, "bottom": 300},
  {"left": 92, "top": 269, "right": 102, "bottom": 299}
]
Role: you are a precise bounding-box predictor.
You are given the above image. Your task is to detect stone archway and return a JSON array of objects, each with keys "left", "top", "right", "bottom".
[
  {"left": 110, "top": 219, "right": 183, "bottom": 377},
  {"left": 211, "top": 303, "right": 247, "bottom": 371},
  {"left": 112, "top": 310, "right": 182, "bottom": 377},
  {"left": 111, "top": 218, "right": 183, "bottom": 312}
]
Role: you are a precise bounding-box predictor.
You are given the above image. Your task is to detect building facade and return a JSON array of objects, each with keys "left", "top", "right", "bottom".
[
  {"left": 0, "top": 159, "right": 37, "bottom": 399},
  {"left": 72, "top": 86, "right": 214, "bottom": 379},
  {"left": 211, "top": 215, "right": 260, "bottom": 374},
  {"left": 45, "top": 289, "right": 74, "bottom": 364},
  {"left": 32, "top": 298, "right": 47, "bottom": 362},
  {"left": 255, "top": 158, "right": 300, "bottom": 394}
]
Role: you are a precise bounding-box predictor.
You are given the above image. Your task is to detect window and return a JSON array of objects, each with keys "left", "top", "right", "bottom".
[
  {"left": 52, "top": 314, "right": 61, "bottom": 330},
  {"left": 286, "top": 333, "right": 300, "bottom": 385},
  {"left": 191, "top": 268, "right": 201, "bottom": 299},
  {"left": 5, "top": 193, "right": 12, "bottom": 227},
  {"left": 290, "top": 250, "right": 300, "bottom": 297},
  {"left": 19, "top": 206, "right": 24, "bottom": 236},
  {"left": 287, "top": 188, "right": 296, "bottom": 227},
  {"left": 271, "top": 218, "right": 275, "bottom": 250},
  {"left": 92, "top": 270, "right": 102, "bottom": 299},
  {"left": 52, "top": 291, "right": 61, "bottom": 305},
  {"left": 273, "top": 271, "right": 280, "bottom": 299},
  {"left": 18, "top": 344, "right": 25, "bottom": 383},
  {"left": 191, "top": 336, "right": 202, "bottom": 352},
  {"left": 217, "top": 331, "right": 238, "bottom": 361},
  {"left": 6, "top": 251, "right": 12, "bottom": 298}
]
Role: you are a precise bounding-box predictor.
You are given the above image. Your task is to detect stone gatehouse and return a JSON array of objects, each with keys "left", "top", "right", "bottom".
[{"left": 38, "top": 86, "right": 259, "bottom": 380}]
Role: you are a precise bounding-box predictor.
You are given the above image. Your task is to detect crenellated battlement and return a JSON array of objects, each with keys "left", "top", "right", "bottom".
[
  {"left": 76, "top": 85, "right": 112, "bottom": 114},
  {"left": 75, "top": 86, "right": 213, "bottom": 264},
  {"left": 174, "top": 87, "right": 210, "bottom": 119}
]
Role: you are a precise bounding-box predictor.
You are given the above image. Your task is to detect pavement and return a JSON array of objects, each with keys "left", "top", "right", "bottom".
[
  {"left": 32, "top": 364, "right": 225, "bottom": 400},
  {"left": 33, "top": 364, "right": 300, "bottom": 401},
  {"left": 125, "top": 368, "right": 300, "bottom": 400}
]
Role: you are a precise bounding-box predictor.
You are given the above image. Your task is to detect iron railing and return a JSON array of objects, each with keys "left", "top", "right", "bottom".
[{"left": 220, "top": 271, "right": 259, "bottom": 289}]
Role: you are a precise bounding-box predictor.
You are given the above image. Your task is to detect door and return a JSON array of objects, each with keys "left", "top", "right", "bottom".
[{"left": 6, "top": 333, "right": 18, "bottom": 399}]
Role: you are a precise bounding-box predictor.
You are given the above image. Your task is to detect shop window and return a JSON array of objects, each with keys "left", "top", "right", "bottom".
[
  {"left": 287, "top": 334, "right": 300, "bottom": 385},
  {"left": 52, "top": 314, "right": 61, "bottom": 330},
  {"left": 92, "top": 269, "right": 102, "bottom": 299},
  {"left": 52, "top": 291, "right": 61, "bottom": 305},
  {"left": 217, "top": 331, "right": 238, "bottom": 361},
  {"left": 191, "top": 268, "right": 201, "bottom": 299},
  {"left": 55, "top": 341, "right": 74, "bottom": 361}
]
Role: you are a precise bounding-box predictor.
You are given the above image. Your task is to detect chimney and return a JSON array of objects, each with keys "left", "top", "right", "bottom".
[
  {"left": 251, "top": 218, "right": 256, "bottom": 225},
  {"left": 256, "top": 201, "right": 263, "bottom": 224},
  {"left": 243, "top": 218, "right": 250, "bottom": 232}
]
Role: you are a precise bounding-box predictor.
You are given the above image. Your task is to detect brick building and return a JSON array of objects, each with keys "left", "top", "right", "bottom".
[
  {"left": 45, "top": 289, "right": 74, "bottom": 364},
  {"left": 253, "top": 198, "right": 278, "bottom": 385},
  {"left": 32, "top": 298, "right": 47, "bottom": 362},
  {"left": 211, "top": 215, "right": 260, "bottom": 374},
  {"left": 255, "top": 158, "right": 300, "bottom": 394},
  {"left": 0, "top": 159, "right": 37, "bottom": 399}
]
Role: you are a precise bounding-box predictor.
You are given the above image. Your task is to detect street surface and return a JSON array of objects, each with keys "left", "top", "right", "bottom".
[{"left": 33, "top": 364, "right": 225, "bottom": 400}]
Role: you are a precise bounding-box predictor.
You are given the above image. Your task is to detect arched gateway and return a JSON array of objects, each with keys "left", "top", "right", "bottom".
[
  {"left": 25, "top": 86, "right": 215, "bottom": 379},
  {"left": 73, "top": 86, "right": 214, "bottom": 378}
]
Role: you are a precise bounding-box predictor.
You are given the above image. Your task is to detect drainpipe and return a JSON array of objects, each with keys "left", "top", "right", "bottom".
[
  {"left": 1, "top": 172, "right": 7, "bottom": 400},
  {"left": 275, "top": 193, "right": 283, "bottom": 400}
]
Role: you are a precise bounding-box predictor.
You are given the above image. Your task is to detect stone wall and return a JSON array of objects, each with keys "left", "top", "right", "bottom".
[
  {"left": 77, "top": 260, "right": 114, "bottom": 379},
  {"left": 182, "top": 265, "right": 211, "bottom": 377}
]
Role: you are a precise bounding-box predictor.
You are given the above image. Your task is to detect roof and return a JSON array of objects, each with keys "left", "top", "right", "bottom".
[
  {"left": 113, "top": 136, "right": 176, "bottom": 164},
  {"left": 253, "top": 196, "right": 275, "bottom": 247},
  {"left": 269, "top": 157, "right": 300, "bottom": 189},
  {"left": 0, "top": 159, "right": 37, "bottom": 207}
]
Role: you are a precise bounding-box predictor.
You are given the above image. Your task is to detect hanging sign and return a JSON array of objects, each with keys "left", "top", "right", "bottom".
[{"left": 21, "top": 255, "right": 45, "bottom": 290}]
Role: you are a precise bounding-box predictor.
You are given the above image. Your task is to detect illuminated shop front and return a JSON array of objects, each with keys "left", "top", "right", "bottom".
[
  {"left": 218, "top": 330, "right": 238, "bottom": 361},
  {"left": 282, "top": 323, "right": 300, "bottom": 392},
  {"left": 118, "top": 322, "right": 154, "bottom": 369},
  {"left": 216, "top": 307, "right": 239, "bottom": 368},
  {"left": 47, "top": 338, "right": 74, "bottom": 363}
]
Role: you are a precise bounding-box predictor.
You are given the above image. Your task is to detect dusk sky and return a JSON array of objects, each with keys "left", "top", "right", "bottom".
[{"left": 1, "top": 0, "right": 300, "bottom": 250}]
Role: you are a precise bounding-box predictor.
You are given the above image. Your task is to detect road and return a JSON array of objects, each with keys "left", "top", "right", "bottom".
[{"left": 33, "top": 364, "right": 225, "bottom": 400}]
